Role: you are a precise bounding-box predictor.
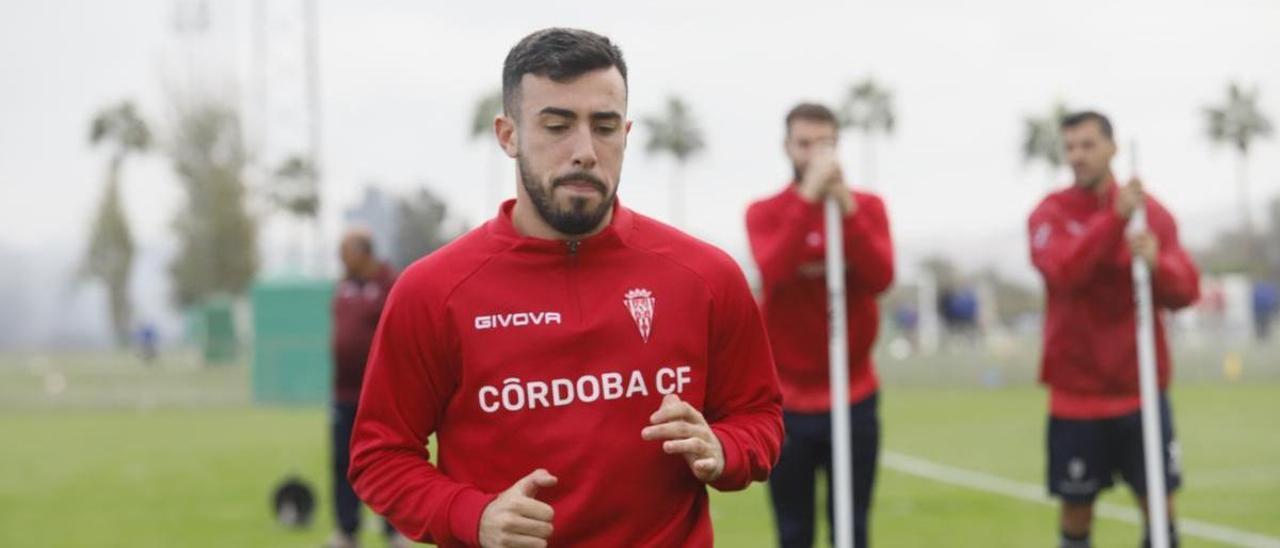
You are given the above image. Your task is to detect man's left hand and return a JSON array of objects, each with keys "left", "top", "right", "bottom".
[
  {"left": 827, "top": 179, "right": 857, "bottom": 216},
  {"left": 1130, "top": 231, "right": 1159, "bottom": 269},
  {"left": 641, "top": 394, "right": 725, "bottom": 483}
]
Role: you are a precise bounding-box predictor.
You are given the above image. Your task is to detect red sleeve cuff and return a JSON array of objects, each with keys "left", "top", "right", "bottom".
[
  {"left": 447, "top": 487, "right": 498, "bottom": 546},
  {"left": 709, "top": 425, "right": 750, "bottom": 491},
  {"left": 1153, "top": 253, "right": 1198, "bottom": 304},
  {"left": 1154, "top": 251, "right": 1190, "bottom": 280},
  {"left": 1154, "top": 253, "right": 1176, "bottom": 279}
]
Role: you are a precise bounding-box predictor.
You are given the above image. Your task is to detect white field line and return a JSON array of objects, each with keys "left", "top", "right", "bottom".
[{"left": 882, "top": 450, "right": 1280, "bottom": 548}]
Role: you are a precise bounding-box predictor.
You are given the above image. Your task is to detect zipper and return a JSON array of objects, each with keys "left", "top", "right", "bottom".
[{"left": 566, "top": 240, "right": 583, "bottom": 325}]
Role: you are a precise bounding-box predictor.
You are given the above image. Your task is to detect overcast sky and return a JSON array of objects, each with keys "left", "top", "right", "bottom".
[{"left": 3, "top": 0, "right": 1278, "bottom": 296}]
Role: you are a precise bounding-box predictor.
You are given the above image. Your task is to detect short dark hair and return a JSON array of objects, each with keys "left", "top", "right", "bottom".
[
  {"left": 785, "top": 102, "right": 840, "bottom": 134},
  {"left": 1061, "top": 111, "right": 1113, "bottom": 140},
  {"left": 502, "top": 28, "right": 628, "bottom": 117}
]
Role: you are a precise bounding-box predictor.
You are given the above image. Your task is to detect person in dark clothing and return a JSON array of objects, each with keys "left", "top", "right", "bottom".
[
  {"left": 1253, "top": 281, "right": 1277, "bottom": 341},
  {"left": 328, "top": 227, "right": 405, "bottom": 548}
]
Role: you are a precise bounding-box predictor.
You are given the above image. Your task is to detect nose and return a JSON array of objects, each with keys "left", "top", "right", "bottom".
[
  {"left": 1065, "top": 147, "right": 1083, "bottom": 164},
  {"left": 569, "top": 125, "right": 598, "bottom": 171}
]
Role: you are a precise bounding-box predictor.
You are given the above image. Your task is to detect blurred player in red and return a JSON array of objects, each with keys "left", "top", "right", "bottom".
[
  {"left": 1028, "top": 111, "right": 1200, "bottom": 548},
  {"left": 747, "top": 102, "right": 895, "bottom": 548}
]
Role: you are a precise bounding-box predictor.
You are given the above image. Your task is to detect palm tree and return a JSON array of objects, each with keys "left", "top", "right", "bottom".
[
  {"left": 1021, "top": 101, "right": 1070, "bottom": 186},
  {"left": 83, "top": 100, "right": 151, "bottom": 346},
  {"left": 1204, "top": 82, "right": 1273, "bottom": 240},
  {"left": 643, "top": 96, "right": 706, "bottom": 228},
  {"left": 268, "top": 155, "right": 319, "bottom": 219},
  {"left": 470, "top": 90, "right": 504, "bottom": 141},
  {"left": 166, "top": 94, "right": 258, "bottom": 307},
  {"left": 265, "top": 154, "right": 320, "bottom": 272},
  {"left": 470, "top": 89, "right": 505, "bottom": 208},
  {"left": 839, "top": 78, "right": 895, "bottom": 188}
]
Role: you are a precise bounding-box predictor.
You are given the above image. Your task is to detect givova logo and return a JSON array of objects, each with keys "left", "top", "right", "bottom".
[{"left": 474, "top": 311, "right": 562, "bottom": 330}]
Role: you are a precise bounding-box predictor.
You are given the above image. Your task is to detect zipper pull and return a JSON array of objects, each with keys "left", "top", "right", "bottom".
[{"left": 566, "top": 240, "right": 581, "bottom": 255}]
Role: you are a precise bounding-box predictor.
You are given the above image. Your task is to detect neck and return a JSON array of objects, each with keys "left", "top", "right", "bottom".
[
  {"left": 1075, "top": 170, "right": 1114, "bottom": 197},
  {"left": 510, "top": 195, "right": 613, "bottom": 241}
]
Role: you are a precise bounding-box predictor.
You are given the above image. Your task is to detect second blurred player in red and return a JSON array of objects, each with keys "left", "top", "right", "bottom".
[{"left": 747, "top": 103, "right": 895, "bottom": 548}]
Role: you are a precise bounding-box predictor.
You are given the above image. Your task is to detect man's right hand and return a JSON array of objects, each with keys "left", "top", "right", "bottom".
[
  {"left": 1115, "top": 177, "right": 1145, "bottom": 219},
  {"left": 478, "top": 469, "right": 557, "bottom": 548},
  {"left": 798, "top": 146, "right": 842, "bottom": 203}
]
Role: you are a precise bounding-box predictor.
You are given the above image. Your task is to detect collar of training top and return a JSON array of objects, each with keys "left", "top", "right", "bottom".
[
  {"left": 1067, "top": 176, "right": 1119, "bottom": 207},
  {"left": 780, "top": 180, "right": 857, "bottom": 203},
  {"left": 486, "top": 197, "right": 634, "bottom": 253}
]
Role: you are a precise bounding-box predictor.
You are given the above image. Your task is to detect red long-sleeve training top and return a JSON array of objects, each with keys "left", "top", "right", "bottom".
[
  {"left": 1028, "top": 181, "right": 1200, "bottom": 419},
  {"left": 349, "top": 200, "right": 783, "bottom": 547},
  {"left": 746, "top": 185, "right": 895, "bottom": 413}
]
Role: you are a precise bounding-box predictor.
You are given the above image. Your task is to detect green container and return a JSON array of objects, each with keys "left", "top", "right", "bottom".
[
  {"left": 250, "top": 278, "right": 334, "bottom": 405},
  {"left": 183, "top": 297, "right": 239, "bottom": 365},
  {"left": 201, "top": 297, "right": 238, "bottom": 364}
]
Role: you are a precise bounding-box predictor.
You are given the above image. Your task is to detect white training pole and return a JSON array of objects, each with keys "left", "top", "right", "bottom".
[
  {"left": 825, "top": 197, "right": 854, "bottom": 548},
  {"left": 1129, "top": 141, "right": 1170, "bottom": 548}
]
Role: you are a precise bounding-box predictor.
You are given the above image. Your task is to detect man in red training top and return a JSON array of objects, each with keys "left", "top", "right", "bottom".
[
  {"left": 746, "top": 103, "right": 894, "bottom": 548},
  {"left": 1028, "top": 111, "right": 1199, "bottom": 548},
  {"left": 328, "top": 228, "right": 405, "bottom": 548},
  {"left": 348, "top": 28, "right": 783, "bottom": 547}
]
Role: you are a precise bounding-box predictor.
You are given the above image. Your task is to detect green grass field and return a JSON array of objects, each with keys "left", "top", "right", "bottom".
[{"left": 1, "top": 340, "right": 1277, "bottom": 547}]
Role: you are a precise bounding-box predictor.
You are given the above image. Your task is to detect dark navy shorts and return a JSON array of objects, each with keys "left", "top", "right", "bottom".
[{"left": 1047, "top": 395, "right": 1182, "bottom": 503}]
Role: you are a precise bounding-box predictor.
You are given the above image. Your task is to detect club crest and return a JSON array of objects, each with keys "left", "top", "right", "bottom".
[{"left": 623, "top": 288, "right": 655, "bottom": 343}]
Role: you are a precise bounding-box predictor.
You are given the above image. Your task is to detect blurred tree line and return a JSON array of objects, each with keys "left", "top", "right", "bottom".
[
  {"left": 77, "top": 78, "right": 1273, "bottom": 346},
  {"left": 79, "top": 93, "right": 268, "bottom": 347},
  {"left": 1197, "top": 196, "right": 1280, "bottom": 281},
  {"left": 390, "top": 188, "right": 463, "bottom": 269},
  {"left": 81, "top": 101, "right": 150, "bottom": 346},
  {"left": 80, "top": 89, "right": 473, "bottom": 347},
  {"left": 166, "top": 95, "right": 259, "bottom": 308},
  {"left": 343, "top": 183, "right": 467, "bottom": 271}
]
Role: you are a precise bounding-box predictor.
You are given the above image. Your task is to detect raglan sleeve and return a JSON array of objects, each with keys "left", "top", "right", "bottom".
[
  {"left": 348, "top": 270, "right": 496, "bottom": 546},
  {"left": 747, "top": 192, "right": 821, "bottom": 296},
  {"left": 702, "top": 255, "right": 785, "bottom": 492},
  {"left": 842, "top": 193, "right": 895, "bottom": 295},
  {"left": 1148, "top": 201, "right": 1200, "bottom": 310},
  {"left": 1029, "top": 198, "right": 1127, "bottom": 291}
]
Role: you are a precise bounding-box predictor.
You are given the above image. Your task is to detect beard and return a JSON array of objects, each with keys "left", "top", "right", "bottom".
[
  {"left": 1072, "top": 165, "right": 1104, "bottom": 188},
  {"left": 518, "top": 154, "right": 617, "bottom": 236}
]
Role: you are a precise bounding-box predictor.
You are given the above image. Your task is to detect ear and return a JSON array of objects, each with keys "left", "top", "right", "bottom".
[{"left": 495, "top": 114, "right": 518, "bottom": 159}]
